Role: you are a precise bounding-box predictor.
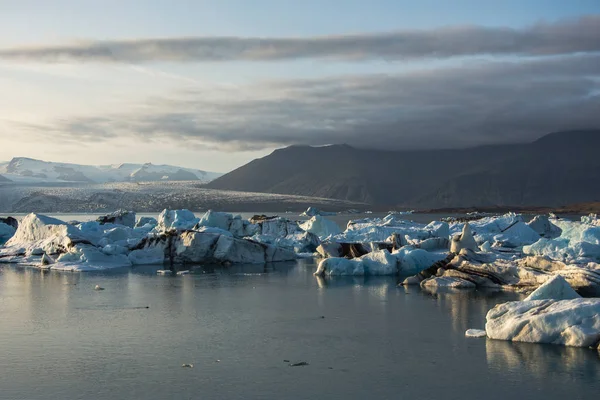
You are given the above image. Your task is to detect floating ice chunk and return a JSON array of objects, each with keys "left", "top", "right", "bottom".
[
  {"left": 213, "top": 235, "right": 266, "bottom": 264},
  {"left": 465, "top": 329, "right": 487, "bottom": 338},
  {"left": 300, "top": 215, "right": 341, "bottom": 239},
  {"left": 581, "top": 213, "right": 600, "bottom": 226},
  {"left": 424, "top": 221, "right": 450, "bottom": 239},
  {"left": 157, "top": 209, "right": 199, "bottom": 231},
  {"left": 314, "top": 249, "right": 397, "bottom": 276},
  {"left": 485, "top": 298, "right": 600, "bottom": 347},
  {"left": 314, "top": 257, "right": 364, "bottom": 276},
  {"left": 52, "top": 244, "right": 132, "bottom": 271},
  {"left": 4, "top": 213, "right": 90, "bottom": 256},
  {"left": 360, "top": 249, "right": 397, "bottom": 275},
  {"left": 527, "top": 215, "right": 561, "bottom": 238},
  {"left": 197, "top": 210, "right": 233, "bottom": 231},
  {"left": 493, "top": 222, "right": 540, "bottom": 248},
  {"left": 259, "top": 217, "right": 302, "bottom": 237},
  {"left": 450, "top": 223, "right": 478, "bottom": 253},
  {"left": 421, "top": 276, "right": 476, "bottom": 289},
  {"left": 395, "top": 248, "right": 448, "bottom": 275},
  {"left": 157, "top": 270, "right": 173, "bottom": 275},
  {"left": 415, "top": 237, "right": 449, "bottom": 251},
  {"left": 479, "top": 241, "right": 492, "bottom": 252},
  {"left": 135, "top": 216, "right": 158, "bottom": 229},
  {"left": 301, "top": 207, "right": 336, "bottom": 217},
  {"left": 524, "top": 275, "right": 581, "bottom": 301}
]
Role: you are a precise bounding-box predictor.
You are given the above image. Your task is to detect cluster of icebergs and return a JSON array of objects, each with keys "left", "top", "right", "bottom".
[
  {"left": 0, "top": 210, "right": 320, "bottom": 271},
  {"left": 2, "top": 209, "right": 600, "bottom": 349}
]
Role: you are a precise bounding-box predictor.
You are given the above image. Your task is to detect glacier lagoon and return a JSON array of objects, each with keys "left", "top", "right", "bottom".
[{"left": 1, "top": 259, "right": 599, "bottom": 400}]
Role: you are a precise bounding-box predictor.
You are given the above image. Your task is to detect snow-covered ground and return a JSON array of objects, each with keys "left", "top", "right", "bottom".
[
  {"left": 0, "top": 181, "right": 363, "bottom": 213},
  {"left": 0, "top": 157, "right": 222, "bottom": 184}
]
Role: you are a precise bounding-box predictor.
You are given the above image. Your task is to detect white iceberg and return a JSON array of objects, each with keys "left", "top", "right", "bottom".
[
  {"left": 300, "top": 207, "right": 336, "bottom": 217},
  {"left": 2, "top": 213, "right": 90, "bottom": 257},
  {"left": 135, "top": 216, "right": 158, "bottom": 229},
  {"left": 492, "top": 222, "right": 540, "bottom": 248},
  {"left": 524, "top": 275, "right": 581, "bottom": 301},
  {"left": 421, "top": 276, "right": 476, "bottom": 289},
  {"left": 527, "top": 215, "right": 561, "bottom": 238},
  {"left": 485, "top": 298, "right": 600, "bottom": 348},
  {"left": 157, "top": 209, "right": 199, "bottom": 231},
  {"left": 299, "top": 215, "right": 341, "bottom": 239},
  {"left": 314, "top": 249, "right": 397, "bottom": 276},
  {"left": 465, "top": 329, "right": 487, "bottom": 338},
  {"left": 450, "top": 223, "right": 478, "bottom": 253},
  {"left": 197, "top": 210, "right": 233, "bottom": 231},
  {"left": 314, "top": 257, "right": 364, "bottom": 276},
  {"left": 395, "top": 248, "right": 449, "bottom": 275},
  {"left": 52, "top": 244, "right": 132, "bottom": 271}
]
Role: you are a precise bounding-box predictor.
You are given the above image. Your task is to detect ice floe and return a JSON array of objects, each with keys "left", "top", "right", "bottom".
[{"left": 485, "top": 298, "right": 600, "bottom": 348}]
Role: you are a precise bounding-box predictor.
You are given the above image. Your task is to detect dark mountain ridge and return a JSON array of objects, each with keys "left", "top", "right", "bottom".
[{"left": 206, "top": 130, "right": 600, "bottom": 208}]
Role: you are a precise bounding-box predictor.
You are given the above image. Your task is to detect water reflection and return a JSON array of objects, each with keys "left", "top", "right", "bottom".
[
  {"left": 418, "top": 287, "right": 524, "bottom": 335},
  {"left": 486, "top": 339, "right": 600, "bottom": 381}
]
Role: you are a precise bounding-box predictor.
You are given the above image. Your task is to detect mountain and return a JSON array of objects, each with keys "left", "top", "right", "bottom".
[
  {"left": 206, "top": 130, "right": 600, "bottom": 208},
  {"left": 0, "top": 158, "right": 222, "bottom": 184}
]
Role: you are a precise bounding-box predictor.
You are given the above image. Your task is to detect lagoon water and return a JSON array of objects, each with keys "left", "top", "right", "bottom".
[{"left": 1, "top": 259, "right": 599, "bottom": 400}]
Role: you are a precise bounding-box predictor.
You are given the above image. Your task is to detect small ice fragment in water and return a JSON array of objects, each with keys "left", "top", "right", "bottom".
[
  {"left": 182, "top": 364, "right": 194, "bottom": 368},
  {"left": 289, "top": 362, "right": 309, "bottom": 367},
  {"left": 157, "top": 270, "right": 173, "bottom": 275},
  {"left": 465, "top": 329, "right": 487, "bottom": 338},
  {"left": 94, "top": 285, "right": 105, "bottom": 291}
]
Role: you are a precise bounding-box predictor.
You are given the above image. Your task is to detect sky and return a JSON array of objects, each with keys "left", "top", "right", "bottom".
[{"left": 0, "top": 0, "right": 599, "bottom": 173}]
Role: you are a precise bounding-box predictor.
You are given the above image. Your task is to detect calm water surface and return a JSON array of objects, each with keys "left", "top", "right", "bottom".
[{"left": 1, "top": 259, "right": 599, "bottom": 400}]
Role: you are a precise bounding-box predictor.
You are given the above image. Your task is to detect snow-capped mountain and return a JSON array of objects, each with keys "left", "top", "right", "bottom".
[{"left": 0, "top": 157, "right": 222, "bottom": 184}]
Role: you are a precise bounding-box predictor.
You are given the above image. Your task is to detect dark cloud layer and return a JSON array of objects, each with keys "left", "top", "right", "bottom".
[
  {"left": 19, "top": 53, "right": 599, "bottom": 151},
  {"left": 0, "top": 16, "right": 598, "bottom": 63}
]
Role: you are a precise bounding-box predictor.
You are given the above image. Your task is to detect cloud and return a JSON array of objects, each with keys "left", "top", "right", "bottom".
[
  {"left": 18, "top": 53, "right": 599, "bottom": 151},
  {"left": 0, "top": 16, "right": 598, "bottom": 63}
]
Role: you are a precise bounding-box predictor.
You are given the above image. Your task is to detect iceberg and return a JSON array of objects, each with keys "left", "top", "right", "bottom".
[
  {"left": 314, "top": 257, "right": 365, "bottom": 276},
  {"left": 485, "top": 298, "right": 600, "bottom": 348},
  {"left": 395, "top": 248, "right": 449, "bottom": 275},
  {"left": 135, "top": 216, "right": 158, "bottom": 228},
  {"left": 465, "top": 329, "right": 487, "bottom": 338},
  {"left": 450, "top": 223, "right": 478, "bottom": 253},
  {"left": 300, "top": 207, "right": 337, "bottom": 217},
  {"left": 527, "top": 215, "right": 561, "bottom": 238},
  {"left": 157, "top": 209, "right": 199, "bottom": 231},
  {"left": 523, "top": 217, "right": 600, "bottom": 263},
  {"left": 524, "top": 275, "right": 581, "bottom": 301},
  {"left": 52, "top": 244, "right": 132, "bottom": 271},
  {"left": 421, "top": 276, "right": 476, "bottom": 289},
  {"left": 0, "top": 222, "right": 16, "bottom": 245},
  {"left": 196, "top": 210, "right": 234, "bottom": 231},
  {"left": 299, "top": 215, "right": 341, "bottom": 239},
  {"left": 314, "top": 249, "right": 397, "bottom": 276},
  {"left": 492, "top": 222, "right": 540, "bottom": 248},
  {"left": 2, "top": 213, "right": 91, "bottom": 257}
]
